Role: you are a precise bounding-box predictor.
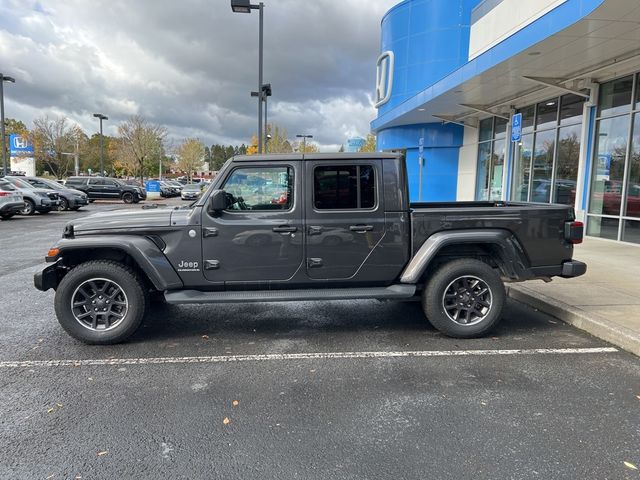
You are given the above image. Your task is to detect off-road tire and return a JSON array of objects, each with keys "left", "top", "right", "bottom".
[
  {"left": 54, "top": 260, "right": 148, "bottom": 344},
  {"left": 422, "top": 258, "right": 505, "bottom": 338}
]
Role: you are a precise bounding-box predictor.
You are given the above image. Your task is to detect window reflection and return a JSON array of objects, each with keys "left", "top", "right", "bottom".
[
  {"left": 589, "top": 115, "right": 630, "bottom": 216},
  {"left": 512, "top": 134, "right": 533, "bottom": 201},
  {"left": 554, "top": 124, "right": 581, "bottom": 205},
  {"left": 531, "top": 129, "right": 555, "bottom": 203}
]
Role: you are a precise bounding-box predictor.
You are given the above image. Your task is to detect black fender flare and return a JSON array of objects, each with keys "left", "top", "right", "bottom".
[
  {"left": 399, "top": 229, "right": 530, "bottom": 283},
  {"left": 40, "top": 235, "right": 183, "bottom": 291}
]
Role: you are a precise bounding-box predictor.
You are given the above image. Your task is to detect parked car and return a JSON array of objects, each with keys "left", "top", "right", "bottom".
[
  {"left": 22, "top": 177, "right": 89, "bottom": 211},
  {"left": 65, "top": 176, "right": 146, "bottom": 204},
  {"left": 0, "top": 178, "right": 24, "bottom": 220},
  {"left": 181, "top": 183, "right": 202, "bottom": 200},
  {"left": 35, "top": 152, "right": 586, "bottom": 345},
  {"left": 159, "top": 181, "right": 180, "bottom": 198},
  {"left": 4, "top": 176, "right": 60, "bottom": 215},
  {"left": 165, "top": 180, "right": 184, "bottom": 193}
]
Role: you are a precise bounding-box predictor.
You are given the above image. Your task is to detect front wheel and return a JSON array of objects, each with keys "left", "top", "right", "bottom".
[
  {"left": 54, "top": 260, "right": 148, "bottom": 344},
  {"left": 122, "top": 192, "right": 134, "bottom": 204},
  {"left": 422, "top": 258, "right": 505, "bottom": 338}
]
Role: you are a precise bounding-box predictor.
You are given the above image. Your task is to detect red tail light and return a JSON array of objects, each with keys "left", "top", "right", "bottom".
[
  {"left": 565, "top": 221, "right": 584, "bottom": 244},
  {"left": 0, "top": 191, "right": 11, "bottom": 197}
]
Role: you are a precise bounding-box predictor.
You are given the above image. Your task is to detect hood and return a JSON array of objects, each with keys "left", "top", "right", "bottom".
[{"left": 70, "top": 207, "right": 175, "bottom": 234}]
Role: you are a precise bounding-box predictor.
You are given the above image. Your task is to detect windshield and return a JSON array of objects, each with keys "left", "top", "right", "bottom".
[
  {"left": 7, "top": 177, "right": 33, "bottom": 189},
  {"left": 37, "top": 178, "right": 65, "bottom": 190},
  {"left": 183, "top": 184, "right": 201, "bottom": 191}
]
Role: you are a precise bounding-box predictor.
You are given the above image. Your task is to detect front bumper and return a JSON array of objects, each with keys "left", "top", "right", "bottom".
[
  {"left": 69, "top": 196, "right": 89, "bottom": 207},
  {"left": 34, "top": 262, "right": 60, "bottom": 291}
]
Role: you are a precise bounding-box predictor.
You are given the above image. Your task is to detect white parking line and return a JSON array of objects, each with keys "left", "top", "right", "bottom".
[{"left": 0, "top": 347, "right": 618, "bottom": 368}]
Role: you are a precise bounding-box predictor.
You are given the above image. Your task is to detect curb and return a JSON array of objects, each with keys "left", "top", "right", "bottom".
[{"left": 507, "top": 285, "right": 640, "bottom": 357}]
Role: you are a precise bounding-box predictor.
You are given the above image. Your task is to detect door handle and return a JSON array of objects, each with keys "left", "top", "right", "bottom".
[
  {"left": 272, "top": 225, "right": 297, "bottom": 233},
  {"left": 349, "top": 225, "right": 374, "bottom": 232}
]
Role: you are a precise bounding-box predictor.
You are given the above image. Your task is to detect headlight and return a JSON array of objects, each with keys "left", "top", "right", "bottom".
[{"left": 36, "top": 191, "right": 49, "bottom": 198}]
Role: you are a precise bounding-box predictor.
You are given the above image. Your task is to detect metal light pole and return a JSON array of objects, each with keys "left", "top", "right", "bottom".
[
  {"left": 93, "top": 113, "right": 108, "bottom": 176},
  {"left": 231, "top": 0, "right": 265, "bottom": 153},
  {"left": 1, "top": 74, "right": 16, "bottom": 176},
  {"left": 296, "top": 134, "right": 313, "bottom": 153}
]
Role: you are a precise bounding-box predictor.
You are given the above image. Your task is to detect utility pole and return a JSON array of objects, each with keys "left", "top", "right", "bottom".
[{"left": 1, "top": 74, "right": 16, "bottom": 176}]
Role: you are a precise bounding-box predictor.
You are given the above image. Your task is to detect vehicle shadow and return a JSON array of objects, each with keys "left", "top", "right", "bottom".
[{"left": 132, "top": 298, "right": 559, "bottom": 343}]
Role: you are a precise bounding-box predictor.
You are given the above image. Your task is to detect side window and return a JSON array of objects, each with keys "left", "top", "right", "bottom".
[
  {"left": 103, "top": 180, "right": 118, "bottom": 187},
  {"left": 222, "top": 166, "right": 293, "bottom": 211},
  {"left": 314, "top": 165, "right": 376, "bottom": 210},
  {"left": 89, "top": 178, "right": 104, "bottom": 186}
]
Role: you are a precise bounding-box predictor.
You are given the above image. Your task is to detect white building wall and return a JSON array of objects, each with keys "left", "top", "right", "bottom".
[
  {"left": 457, "top": 126, "right": 478, "bottom": 201},
  {"left": 469, "top": 0, "right": 568, "bottom": 60}
]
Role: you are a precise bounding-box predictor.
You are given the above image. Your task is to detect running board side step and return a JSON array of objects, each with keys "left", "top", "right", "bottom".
[{"left": 164, "top": 284, "right": 416, "bottom": 304}]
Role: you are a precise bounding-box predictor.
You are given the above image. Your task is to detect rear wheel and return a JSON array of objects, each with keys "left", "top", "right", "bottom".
[
  {"left": 122, "top": 192, "right": 134, "bottom": 204},
  {"left": 58, "top": 197, "right": 69, "bottom": 211},
  {"left": 54, "top": 260, "right": 148, "bottom": 344},
  {"left": 21, "top": 199, "right": 35, "bottom": 215},
  {"left": 422, "top": 258, "right": 505, "bottom": 338}
]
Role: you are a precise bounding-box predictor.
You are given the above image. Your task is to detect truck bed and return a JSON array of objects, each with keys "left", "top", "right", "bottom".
[{"left": 409, "top": 201, "right": 575, "bottom": 267}]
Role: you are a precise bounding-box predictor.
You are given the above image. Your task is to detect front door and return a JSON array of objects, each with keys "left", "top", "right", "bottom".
[
  {"left": 201, "top": 162, "right": 303, "bottom": 283},
  {"left": 305, "top": 160, "right": 385, "bottom": 280}
]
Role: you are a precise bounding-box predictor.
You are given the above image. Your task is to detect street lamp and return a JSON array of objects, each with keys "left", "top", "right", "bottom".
[
  {"left": 93, "top": 113, "right": 108, "bottom": 176},
  {"left": 231, "top": 0, "right": 265, "bottom": 153},
  {"left": 1, "top": 74, "right": 16, "bottom": 176},
  {"left": 296, "top": 134, "right": 313, "bottom": 153},
  {"left": 251, "top": 82, "right": 272, "bottom": 149}
]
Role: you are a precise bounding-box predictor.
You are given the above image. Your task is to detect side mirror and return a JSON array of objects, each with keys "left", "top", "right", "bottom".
[{"left": 209, "top": 189, "right": 230, "bottom": 212}]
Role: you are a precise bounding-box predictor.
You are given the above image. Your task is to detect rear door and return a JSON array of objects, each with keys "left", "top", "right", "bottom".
[
  {"left": 102, "top": 179, "right": 121, "bottom": 198},
  {"left": 87, "top": 178, "right": 105, "bottom": 198},
  {"left": 304, "top": 160, "right": 385, "bottom": 280}
]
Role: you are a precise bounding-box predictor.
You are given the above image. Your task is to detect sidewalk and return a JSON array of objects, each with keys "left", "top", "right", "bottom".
[{"left": 508, "top": 237, "right": 640, "bottom": 356}]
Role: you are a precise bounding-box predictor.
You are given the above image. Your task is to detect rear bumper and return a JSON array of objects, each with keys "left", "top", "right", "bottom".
[
  {"left": 561, "top": 260, "right": 587, "bottom": 278},
  {"left": 529, "top": 260, "right": 587, "bottom": 279},
  {"left": 0, "top": 201, "right": 25, "bottom": 214}
]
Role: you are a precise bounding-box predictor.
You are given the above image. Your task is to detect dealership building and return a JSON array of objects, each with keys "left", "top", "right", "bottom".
[{"left": 372, "top": 0, "right": 640, "bottom": 244}]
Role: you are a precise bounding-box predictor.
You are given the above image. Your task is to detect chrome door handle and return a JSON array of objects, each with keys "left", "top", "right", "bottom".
[{"left": 349, "top": 225, "right": 373, "bottom": 232}]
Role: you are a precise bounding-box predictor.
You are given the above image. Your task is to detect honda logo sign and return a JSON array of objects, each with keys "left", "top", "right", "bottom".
[{"left": 375, "top": 51, "right": 394, "bottom": 108}]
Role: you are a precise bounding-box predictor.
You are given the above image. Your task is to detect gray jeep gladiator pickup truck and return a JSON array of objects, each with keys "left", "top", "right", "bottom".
[{"left": 34, "top": 152, "right": 586, "bottom": 344}]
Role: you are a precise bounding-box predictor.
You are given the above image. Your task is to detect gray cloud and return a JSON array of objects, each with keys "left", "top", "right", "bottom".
[{"left": 0, "top": 0, "right": 397, "bottom": 149}]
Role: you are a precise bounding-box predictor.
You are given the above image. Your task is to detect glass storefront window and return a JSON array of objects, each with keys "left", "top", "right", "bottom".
[
  {"left": 479, "top": 118, "right": 493, "bottom": 142},
  {"left": 560, "top": 94, "right": 585, "bottom": 126},
  {"left": 494, "top": 118, "right": 508, "bottom": 139},
  {"left": 598, "top": 76, "right": 633, "bottom": 117},
  {"left": 554, "top": 124, "right": 581, "bottom": 205},
  {"left": 531, "top": 129, "right": 555, "bottom": 202},
  {"left": 587, "top": 216, "right": 620, "bottom": 240},
  {"left": 512, "top": 133, "right": 533, "bottom": 202},
  {"left": 622, "top": 219, "right": 640, "bottom": 244},
  {"left": 626, "top": 112, "right": 640, "bottom": 218},
  {"left": 536, "top": 99, "right": 558, "bottom": 131},
  {"left": 489, "top": 139, "right": 505, "bottom": 200},
  {"left": 589, "top": 115, "right": 630, "bottom": 216},
  {"left": 475, "top": 142, "right": 492, "bottom": 200},
  {"left": 519, "top": 105, "right": 535, "bottom": 134}
]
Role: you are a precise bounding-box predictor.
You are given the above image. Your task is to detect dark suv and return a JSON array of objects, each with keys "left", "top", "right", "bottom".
[{"left": 65, "top": 177, "right": 146, "bottom": 204}]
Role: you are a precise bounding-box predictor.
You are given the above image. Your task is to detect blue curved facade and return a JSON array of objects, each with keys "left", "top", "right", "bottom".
[
  {"left": 378, "top": 0, "right": 476, "bottom": 115},
  {"left": 376, "top": 0, "right": 477, "bottom": 201}
]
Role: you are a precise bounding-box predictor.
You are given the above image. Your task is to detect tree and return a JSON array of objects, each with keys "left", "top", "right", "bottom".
[
  {"left": 246, "top": 135, "right": 259, "bottom": 155},
  {"left": 265, "top": 124, "right": 293, "bottom": 154},
  {"left": 31, "top": 115, "right": 80, "bottom": 178},
  {"left": 78, "top": 133, "right": 117, "bottom": 175},
  {"left": 176, "top": 138, "right": 205, "bottom": 182},
  {"left": 359, "top": 133, "right": 377, "bottom": 153},
  {"left": 293, "top": 140, "right": 319, "bottom": 153},
  {"left": 117, "top": 115, "right": 166, "bottom": 183}
]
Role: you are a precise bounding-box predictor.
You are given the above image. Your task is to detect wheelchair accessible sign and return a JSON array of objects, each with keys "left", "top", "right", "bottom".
[{"left": 511, "top": 113, "right": 522, "bottom": 142}]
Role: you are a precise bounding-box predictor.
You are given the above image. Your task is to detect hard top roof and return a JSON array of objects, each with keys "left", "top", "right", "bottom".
[{"left": 231, "top": 152, "right": 402, "bottom": 162}]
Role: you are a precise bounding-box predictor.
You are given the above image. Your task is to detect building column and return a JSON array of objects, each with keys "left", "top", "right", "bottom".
[{"left": 574, "top": 83, "right": 599, "bottom": 221}]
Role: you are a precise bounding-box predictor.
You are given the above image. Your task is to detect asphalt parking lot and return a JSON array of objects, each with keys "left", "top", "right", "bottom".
[{"left": 0, "top": 202, "right": 639, "bottom": 480}]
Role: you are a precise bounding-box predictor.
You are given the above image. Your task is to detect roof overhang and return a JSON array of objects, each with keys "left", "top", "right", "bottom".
[{"left": 372, "top": 0, "right": 640, "bottom": 132}]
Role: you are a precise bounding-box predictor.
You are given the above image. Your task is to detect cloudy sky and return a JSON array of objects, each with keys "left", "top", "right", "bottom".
[{"left": 0, "top": 0, "right": 398, "bottom": 150}]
